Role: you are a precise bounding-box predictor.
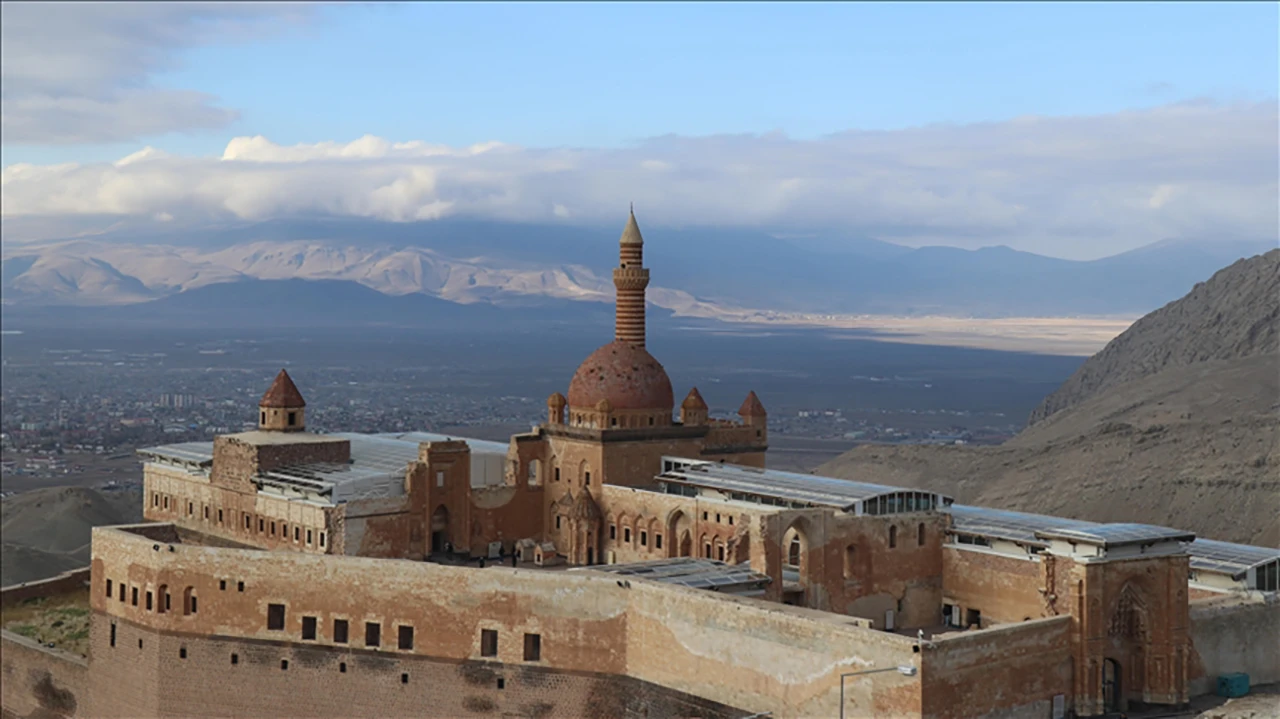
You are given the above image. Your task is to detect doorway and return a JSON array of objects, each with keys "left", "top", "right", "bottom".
[
  {"left": 430, "top": 505, "right": 449, "bottom": 554},
  {"left": 1103, "top": 658, "right": 1121, "bottom": 713}
]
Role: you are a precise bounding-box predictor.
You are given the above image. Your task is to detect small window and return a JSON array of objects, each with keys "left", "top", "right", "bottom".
[
  {"left": 436, "top": 471, "right": 444, "bottom": 488},
  {"left": 497, "top": 678, "right": 505, "bottom": 690},
  {"left": 219, "top": 579, "right": 227, "bottom": 591},
  {"left": 401, "top": 673, "right": 409, "bottom": 684},
  {"left": 204, "top": 506, "right": 209, "bottom": 520},
  {"left": 965, "top": 608, "right": 982, "bottom": 628},
  {"left": 640, "top": 531, "right": 647, "bottom": 547},
  {"left": 189, "top": 595, "right": 197, "bottom": 614},
  {"left": 339, "top": 662, "right": 347, "bottom": 673},
  {"left": 307, "top": 529, "right": 313, "bottom": 545},
  {"left": 231, "top": 653, "right": 239, "bottom": 665},
  {"left": 365, "top": 622, "right": 381, "bottom": 647},
  {"left": 131, "top": 587, "right": 138, "bottom": 606},
  {"left": 218, "top": 508, "right": 223, "bottom": 523},
  {"left": 267, "top": 603, "right": 286, "bottom": 631},
  {"left": 119, "top": 584, "right": 125, "bottom": 602},
  {"left": 294, "top": 527, "right": 300, "bottom": 542},
  {"left": 260, "top": 411, "right": 266, "bottom": 424},
  {"left": 179, "top": 647, "right": 187, "bottom": 659},
  {"left": 918, "top": 523, "right": 926, "bottom": 547},
  {"left": 237, "top": 581, "right": 245, "bottom": 592},
  {"left": 702, "top": 512, "right": 708, "bottom": 520},
  {"left": 648, "top": 417, "right": 655, "bottom": 426},
  {"left": 610, "top": 417, "right": 617, "bottom": 427},
  {"left": 153, "top": 494, "right": 159, "bottom": 507},
  {"left": 480, "top": 629, "right": 498, "bottom": 657},
  {"left": 287, "top": 411, "right": 297, "bottom": 426},
  {"left": 320, "top": 532, "right": 326, "bottom": 548},
  {"left": 110, "top": 623, "right": 116, "bottom": 647},
  {"left": 164, "top": 592, "right": 171, "bottom": 612},
  {"left": 333, "top": 619, "right": 349, "bottom": 644},
  {"left": 554, "top": 468, "right": 561, "bottom": 482},
  {"left": 609, "top": 525, "right": 616, "bottom": 540},
  {"left": 523, "top": 633, "right": 541, "bottom": 661},
  {"left": 146, "top": 591, "right": 153, "bottom": 611},
  {"left": 245, "top": 515, "right": 251, "bottom": 529},
  {"left": 624, "top": 527, "right": 631, "bottom": 543},
  {"left": 138, "top": 639, "right": 143, "bottom": 649},
  {"left": 555, "top": 516, "right": 562, "bottom": 530},
  {"left": 399, "top": 625, "right": 414, "bottom": 650},
  {"left": 715, "top": 514, "right": 721, "bottom": 523},
  {"left": 729, "top": 516, "right": 734, "bottom": 526},
  {"left": 717, "top": 545, "right": 725, "bottom": 561},
  {"left": 302, "top": 616, "right": 317, "bottom": 641},
  {"left": 259, "top": 518, "right": 265, "bottom": 533},
  {"left": 655, "top": 534, "right": 663, "bottom": 549},
  {"left": 163, "top": 497, "right": 169, "bottom": 509},
  {"left": 188, "top": 501, "right": 193, "bottom": 516},
  {"left": 584, "top": 472, "right": 591, "bottom": 485},
  {"left": 106, "top": 579, "right": 113, "bottom": 597},
  {"left": 271, "top": 521, "right": 276, "bottom": 536},
  {"left": 281, "top": 660, "right": 289, "bottom": 670},
  {"left": 889, "top": 525, "right": 898, "bottom": 549}
]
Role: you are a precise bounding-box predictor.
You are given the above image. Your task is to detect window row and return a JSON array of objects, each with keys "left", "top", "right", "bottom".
[
  {"left": 150, "top": 492, "right": 326, "bottom": 548},
  {"left": 264, "top": 605, "right": 543, "bottom": 662},
  {"left": 607, "top": 523, "right": 663, "bottom": 551},
  {"left": 105, "top": 579, "right": 198, "bottom": 615}
]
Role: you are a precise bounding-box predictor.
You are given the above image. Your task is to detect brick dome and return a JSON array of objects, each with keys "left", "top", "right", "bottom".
[{"left": 567, "top": 341, "right": 674, "bottom": 412}]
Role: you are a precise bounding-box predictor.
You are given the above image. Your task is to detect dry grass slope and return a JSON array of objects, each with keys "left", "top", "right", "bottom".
[{"left": 0, "top": 486, "right": 141, "bottom": 586}]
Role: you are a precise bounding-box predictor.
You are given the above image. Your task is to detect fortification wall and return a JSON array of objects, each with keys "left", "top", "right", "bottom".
[
  {"left": 1, "top": 568, "right": 91, "bottom": 609},
  {"left": 921, "top": 616, "right": 1074, "bottom": 719},
  {"left": 1187, "top": 595, "right": 1280, "bottom": 695},
  {"left": 87, "top": 524, "right": 925, "bottom": 718},
  {"left": 1, "top": 631, "right": 88, "bottom": 719}
]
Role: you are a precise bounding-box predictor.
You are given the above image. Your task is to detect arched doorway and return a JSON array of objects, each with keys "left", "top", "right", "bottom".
[
  {"left": 666, "top": 509, "right": 692, "bottom": 558},
  {"left": 1103, "top": 658, "right": 1122, "bottom": 713},
  {"left": 430, "top": 505, "right": 450, "bottom": 554},
  {"left": 679, "top": 530, "right": 692, "bottom": 557}
]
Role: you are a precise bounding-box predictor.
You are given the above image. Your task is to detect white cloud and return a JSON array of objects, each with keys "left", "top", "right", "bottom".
[
  {"left": 1, "top": 101, "right": 1276, "bottom": 259},
  {"left": 0, "top": 3, "right": 315, "bottom": 144}
]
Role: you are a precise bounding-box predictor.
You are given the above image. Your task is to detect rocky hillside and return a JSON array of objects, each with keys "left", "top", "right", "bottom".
[
  {"left": 0, "top": 486, "right": 141, "bottom": 586},
  {"left": 819, "top": 250, "right": 1280, "bottom": 546},
  {"left": 1028, "top": 249, "right": 1280, "bottom": 425}
]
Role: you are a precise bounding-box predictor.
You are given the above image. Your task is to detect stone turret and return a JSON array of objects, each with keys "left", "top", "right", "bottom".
[
  {"left": 259, "top": 369, "right": 306, "bottom": 432},
  {"left": 738, "top": 391, "right": 767, "bottom": 429},
  {"left": 681, "top": 387, "right": 709, "bottom": 426},
  {"left": 547, "top": 392, "right": 567, "bottom": 425}
]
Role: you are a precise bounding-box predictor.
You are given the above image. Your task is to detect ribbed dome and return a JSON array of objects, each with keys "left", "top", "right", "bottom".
[{"left": 567, "top": 341, "right": 674, "bottom": 412}]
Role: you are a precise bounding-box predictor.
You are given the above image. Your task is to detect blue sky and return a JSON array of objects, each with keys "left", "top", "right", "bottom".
[
  {"left": 1, "top": 2, "right": 1276, "bottom": 259},
  {"left": 5, "top": 1, "right": 1277, "bottom": 165}
]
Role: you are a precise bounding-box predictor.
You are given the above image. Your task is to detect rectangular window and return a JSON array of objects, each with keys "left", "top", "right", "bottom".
[
  {"left": 270, "top": 521, "right": 276, "bottom": 536},
  {"left": 219, "top": 579, "right": 227, "bottom": 591},
  {"left": 146, "top": 591, "right": 153, "bottom": 611},
  {"left": 398, "top": 625, "right": 414, "bottom": 650},
  {"left": 218, "top": 509, "right": 223, "bottom": 524},
  {"left": 624, "top": 527, "right": 631, "bottom": 543},
  {"left": 436, "top": 471, "right": 444, "bottom": 487},
  {"left": 131, "top": 587, "right": 138, "bottom": 606},
  {"left": 106, "top": 579, "right": 113, "bottom": 597},
  {"left": 640, "top": 531, "right": 648, "bottom": 547},
  {"left": 231, "top": 653, "right": 239, "bottom": 665},
  {"left": 204, "top": 506, "right": 209, "bottom": 520},
  {"left": 609, "top": 525, "right": 616, "bottom": 540},
  {"left": 655, "top": 534, "right": 663, "bottom": 549},
  {"left": 333, "top": 619, "right": 349, "bottom": 644},
  {"left": 480, "top": 629, "right": 498, "bottom": 657},
  {"left": 237, "top": 581, "right": 245, "bottom": 592},
  {"left": 188, "top": 501, "right": 193, "bottom": 515},
  {"left": 554, "top": 468, "right": 560, "bottom": 482},
  {"left": 119, "top": 584, "right": 125, "bottom": 602},
  {"left": 307, "top": 529, "right": 313, "bottom": 545},
  {"left": 302, "top": 616, "right": 317, "bottom": 640},
  {"left": 259, "top": 518, "right": 264, "bottom": 533},
  {"left": 287, "top": 411, "right": 297, "bottom": 426},
  {"left": 523, "top": 633, "right": 541, "bottom": 661},
  {"left": 555, "top": 516, "right": 561, "bottom": 530},
  {"left": 320, "top": 532, "right": 326, "bottom": 548},
  {"left": 163, "top": 497, "right": 169, "bottom": 509},
  {"left": 294, "top": 526, "right": 300, "bottom": 542},
  {"left": 365, "top": 622, "right": 381, "bottom": 647},
  {"left": 110, "top": 623, "right": 116, "bottom": 647},
  {"left": 584, "top": 472, "right": 590, "bottom": 485},
  {"left": 267, "top": 603, "right": 286, "bottom": 631}
]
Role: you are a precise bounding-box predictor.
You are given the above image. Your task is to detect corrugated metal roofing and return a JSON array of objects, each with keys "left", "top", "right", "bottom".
[
  {"left": 658, "top": 460, "right": 951, "bottom": 510},
  {"left": 578, "top": 557, "right": 771, "bottom": 591}
]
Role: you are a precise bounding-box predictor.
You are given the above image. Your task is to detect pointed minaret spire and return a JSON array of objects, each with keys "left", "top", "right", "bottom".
[{"left": 613, "top": 208, "right": 650, "bottom": 347}]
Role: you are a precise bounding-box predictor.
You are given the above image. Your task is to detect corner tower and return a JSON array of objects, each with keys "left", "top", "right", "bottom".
[
  {"left": 259, "top": 369, "right": 306, "bottom": 432},
  {"left": 613, "top": 206, "right": 650, "bottom": 348}
]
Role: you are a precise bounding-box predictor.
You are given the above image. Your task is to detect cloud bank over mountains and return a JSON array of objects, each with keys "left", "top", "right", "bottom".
[{"left": 3, "top": 100, "right": 1276, "bottom": 259}]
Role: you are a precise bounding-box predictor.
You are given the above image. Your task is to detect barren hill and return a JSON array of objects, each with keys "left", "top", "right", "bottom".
[
  {"left": 1029, "top": 249, "right": 1279, "bottom": 425},
  {"left": 0, "top": 486, "right": 141, "bottom": 586},
  {"left": 819, "top": 250, "right": 1280, "bottom": 547}
]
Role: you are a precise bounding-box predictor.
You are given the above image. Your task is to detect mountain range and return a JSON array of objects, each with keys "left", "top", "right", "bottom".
[
  {"left": 819, "top": 249, "right": 1280, "bottom": 546},
  {"left": 2, "top": 217, "right": 1275, "bottom": 324}
]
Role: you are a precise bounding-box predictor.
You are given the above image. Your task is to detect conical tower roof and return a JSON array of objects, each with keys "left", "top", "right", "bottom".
[
  {"left": 569, "top": 489, "right": 602, "bottom": 521},
  {"left": 682, "top": 387, "right": 709, "bottom": 411},
  {"left": 619, "top": 207, "right": 644, "bottom": 246},
  {"left": 260, "top": 369, "right": 306, "bottom": 408},
  {"left": 737, "top": 391, "right": 766, "bottom": 418}
]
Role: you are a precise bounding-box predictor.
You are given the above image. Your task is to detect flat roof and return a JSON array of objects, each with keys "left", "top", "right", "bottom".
[
  {"left": 1035, "top": 524, "right": 1196, "bottom": 547},
  {"left": 138, "top": 442, "right": 214, "bottom": 467},
  {"left": 950, "top": 505, "right": 1276, "bottom": 578},
  {"left": 1185, "top": 538, "right": 1280, "bottom": 579},
  {"left": 658, "top": 460, "right": 951, "bottom": 511},
  {"left": 576, "top": 557, "right": 772, "bottom": 592},
  {"left": 374, "top": 431, "right": 508, "bottom": 456}
]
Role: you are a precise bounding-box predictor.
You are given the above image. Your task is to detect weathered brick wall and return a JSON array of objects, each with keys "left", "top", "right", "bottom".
[
  {"left": 1187, "top": 594, "right": 1280, "bottom": 695},
  {"left": 88, "top": 524, "right": 926, "bottom": 719},
  {"left": 341, "top": 497, "right": 415, "bottom": 558},
  {"left": 599, "top": 484, "right": 767, "bottom": 564},
  {"left": 1, "top": 631, "right": 88, "bottom": 719},
  {"left": 254, "top": 438, "right": 350, "bottom": 474},
  {"left": 89, "top": 618, "right": 743, "bottom": 719},
  {"left": 941, "top": 546, "right": 1045, "bottom": 626},
  {"left": 1, "top": 568, "right": 91, "bottom": 607},
  {"left": 921, "top": 616, "right": 1074, "bottom": 719}
]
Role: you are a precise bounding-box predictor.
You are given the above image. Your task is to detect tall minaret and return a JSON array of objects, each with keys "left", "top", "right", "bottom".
[{"left": 613, "top": 206, "right": 650, "bottom": 348}]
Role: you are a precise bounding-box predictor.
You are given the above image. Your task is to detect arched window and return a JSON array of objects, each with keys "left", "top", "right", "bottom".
[
  {"left": 788, "top": 536, "right": 802, "bottom": 567},
  {"left": 889, "top": 525, "right": 898, "bottom": 549},
  {"left": 157, "top": 584, "right": 169, "bottom": 614},
  {"left": 182, "top": 586, "right": 196, "bottom": 616},
  {"left": 917, "top": 523, "right": 926, "bottom": 546}
]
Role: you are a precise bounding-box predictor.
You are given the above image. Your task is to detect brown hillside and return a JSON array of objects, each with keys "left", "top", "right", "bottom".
[
  {"left": 820, "top": 250, "right": 1280, "bottom": 547},
  {"left": 0, "top": 486, "right": 141, "bottom": 586},
  {"left": 1029, "top": 249, "right": 1279, "bottom": 425}
]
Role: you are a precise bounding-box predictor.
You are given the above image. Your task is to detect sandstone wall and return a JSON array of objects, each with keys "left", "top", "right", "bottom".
[
  {"left": 941, "top": 546, "right": 1045, "bottom": 626},
  {"left": 1187, "top": 595, "right": 1280, "bottom": 695},
  {"left": 921, "top": 616, "right": 1074, "bottom": 719},
  {"left": 1, "top": 568, "right": 91, "bottom": 608},
  {"left": 1, "top": 631, "right": 88, "bottom": 719}
]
